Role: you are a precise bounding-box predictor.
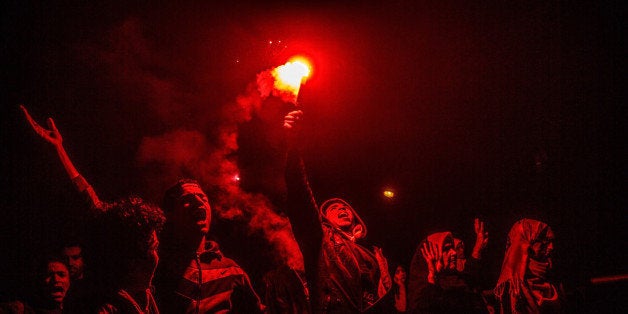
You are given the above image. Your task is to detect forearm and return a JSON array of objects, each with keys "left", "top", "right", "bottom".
[
  {"left": 285, "top": 148, "right": 321, "bottom": 230},
  {"left": 395, "top": 286, "right": 407, "bottom": 312},
  {"left": 55, "top": 144, "right": 80, "bottom": 179},
  {"left": 58, "top": 144, "right": 102, "bottom": 210},
  {"left": 427, "top": 272, "right": 437, "bottom": 284},
  {"left": 471, "top": 244, "right": 483, "bottom": 259},
  {"left": 285, "top": 148, "right": 323, "bottom": 262},
  {"left": 71, "top": 174, "right": 103, "bottom": 210}
]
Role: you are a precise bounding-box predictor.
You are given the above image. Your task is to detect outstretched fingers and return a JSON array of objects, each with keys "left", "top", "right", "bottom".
[
  {"left": 20, "top": 105, "right": 44, "bottom": 134},
  {"left": 19, "top": 105, "right": 62, "bottom": 145},
  {"left": 46, "top": 117, "right": 59, "bottom": 133}
]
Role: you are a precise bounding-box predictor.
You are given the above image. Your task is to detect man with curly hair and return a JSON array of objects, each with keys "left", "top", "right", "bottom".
[
  {"left": 21, "top": 106, "right": 165, "bottom": 313},
  {"left": 92, "top": 197, "right": 165, "bottom": 313}
]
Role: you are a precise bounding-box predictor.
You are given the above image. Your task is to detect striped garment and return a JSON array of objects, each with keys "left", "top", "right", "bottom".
[{"left": 156, "top": 240, "right": 263, "bottom": 314}]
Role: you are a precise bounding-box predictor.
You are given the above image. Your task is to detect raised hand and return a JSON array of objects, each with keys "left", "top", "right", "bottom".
[
  {"left": 20, "top": 105, "right": 63, "bottom": 147},
  {"left": 421, "top": 241, "right": 443, "bottom": 283},
  {"left": 283, "top": 110, "right": 303, "bottom": 130},
  {"left": 472, "top": 218, "right": 489, "bottom": 259},
  {"left": 374, "top": 246, "right": 392, "bottom": 292},
  {"left": 394, "top": 266, "right": 407, "bottom": 286}
]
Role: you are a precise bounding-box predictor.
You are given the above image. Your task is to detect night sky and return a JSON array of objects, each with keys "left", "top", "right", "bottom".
[{"left": 1, "top": 0, "right": 625, "bottom": 307}]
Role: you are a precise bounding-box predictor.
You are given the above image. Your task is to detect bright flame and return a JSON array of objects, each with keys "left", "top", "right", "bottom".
[{"left": 271, "top": 57, "right": 311, "bottom": 102}]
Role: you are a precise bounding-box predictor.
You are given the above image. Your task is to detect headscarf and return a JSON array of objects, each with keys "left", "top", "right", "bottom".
[
  {"left": 318, "top": 198, "right": 385, "bottom": 311},
  {"left": 319, "top": 198, "right": 367, "bottom": 241},
  {"left": 494, "top": 219, "right": 560, "bottom": 314},
  {"left": 408, "top": 231, "right": 461, "bottom": 311}
]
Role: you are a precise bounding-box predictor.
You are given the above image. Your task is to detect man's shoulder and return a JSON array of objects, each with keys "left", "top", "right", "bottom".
[{"left": 200, "top": 241, "right": 239, "bottom": 266}]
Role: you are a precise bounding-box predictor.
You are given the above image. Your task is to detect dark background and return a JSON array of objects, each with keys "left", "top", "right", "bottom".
[{"left": 1, "top": 0, "right": 625, "bottom": 311}]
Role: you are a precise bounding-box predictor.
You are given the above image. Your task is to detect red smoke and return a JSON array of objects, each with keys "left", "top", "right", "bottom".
[
  {"left": 86, "top": 17, "right": 305, "bottom": 270},
  {"left": 135, "top": 56, "right": 304, "bottom": 270}
]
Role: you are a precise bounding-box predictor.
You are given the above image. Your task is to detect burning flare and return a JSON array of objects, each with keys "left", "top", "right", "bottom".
[{"left": 271, "top": 57, "right": 311, "bottom": 103}]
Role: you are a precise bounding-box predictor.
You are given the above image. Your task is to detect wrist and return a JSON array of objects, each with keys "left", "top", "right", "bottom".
[
  {"left": 427, "top": 272, "right": 437, "bottom": 284},
  {"left": 472, "top": 246, "right": 483, "bottom": 259}
]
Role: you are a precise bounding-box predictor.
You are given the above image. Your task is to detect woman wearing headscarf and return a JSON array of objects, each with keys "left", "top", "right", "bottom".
[
  {"left": 494, "top": 218, "right": 564, "bottom": 314},
  {"left": 283, "top": 110, "right": 393, "bottom": 313},
  {"left": 408, "top": 230, "right": 488, "bottom": 313}
]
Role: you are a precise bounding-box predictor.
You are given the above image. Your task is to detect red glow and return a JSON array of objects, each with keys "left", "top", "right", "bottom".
[{"left": 271, "top": 56, "right": 312, "bottom": 103}]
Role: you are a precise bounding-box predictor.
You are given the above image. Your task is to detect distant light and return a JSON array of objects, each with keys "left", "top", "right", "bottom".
[
  {"left": 383, "top": 189, "right": 395, "bottom": 199},
  {"left": 233, "top": 175, "right": 241, "bottom": 182}
]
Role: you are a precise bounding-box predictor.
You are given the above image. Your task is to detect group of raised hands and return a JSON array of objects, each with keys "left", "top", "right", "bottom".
[{"left": 22, "top": 105, "right": 489, "bottom": 289}]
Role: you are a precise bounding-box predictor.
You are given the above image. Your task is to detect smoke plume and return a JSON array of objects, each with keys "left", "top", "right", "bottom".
[{"left": 92, "top": 18, "right": 304, "bottom": 270}]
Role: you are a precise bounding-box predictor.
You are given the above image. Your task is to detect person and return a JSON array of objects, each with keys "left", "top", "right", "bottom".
[
  {"left": 493, "top": 218, "right": 564, "bottom": 314},
  {"left": 61, "top": 244, "right": 85, "bottom": 282},
  {"left": 407, "top": 219, "right": 489, "bottom": 313},
  {"left": 153, "top": 179, "right": 264, "bottom": 313},
  {"left": 0, "top": 256, "right": 71, "bottom": 314},
  {"left": 393, "top": 265, "right": 407, "bottom": 313},
  {"left": 261, "top": 264, "right": 312, "bottom": 314},
  {"left": 59, "top": 240, "right": 93, "bottom": 313},
  {"left": 92, "top": 197, "right": 165, "bottom": 314},
  {"left": 283, "top": 110, "right": 392, "bottom": 313},
  {"left": 20, "top": 106, "right": 165, "bottom": 313}
]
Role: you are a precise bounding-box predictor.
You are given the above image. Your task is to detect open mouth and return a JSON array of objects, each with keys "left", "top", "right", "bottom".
[
  {"left": 192, "top": 208, "right": 207, "bottom": 222},
  {"left": 338, "top": 212, "right": 349, "bottom": 219},
  {"left": 50, "top": 286, "right": 65, "bottom": 297}
]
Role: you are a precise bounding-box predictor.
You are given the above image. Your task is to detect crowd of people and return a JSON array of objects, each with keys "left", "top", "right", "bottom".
[{"left": 0, "top": 106, "right": 565, "bottom": 313}]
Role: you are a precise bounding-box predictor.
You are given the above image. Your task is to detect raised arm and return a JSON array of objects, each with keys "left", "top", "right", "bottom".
[
  {"left": 471, "top": 218, "right": 489, "bottom": 260},
  {"left": 20, "top": 105, "right": 102, "bottom": 210},
  {"left": 284, "top": 110, "right": 321, "bottom": 225},
  {"left": 283, "top": 110, "right": 323, "bottom": 267}
]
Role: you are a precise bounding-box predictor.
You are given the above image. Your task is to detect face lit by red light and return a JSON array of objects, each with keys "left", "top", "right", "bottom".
[
  {"left": 172, "top": 183, "right": 211, "bottom": 236},
  {"left": 394, "top": 265, "right": 407, "bottom": 284},
  {"left": 441, "top": 239, "right": 458, "bottom": 271},
  {"left": 324, "top": 202, "right": 354, "bottom": 229},
  {"left": 43, "top": 261, "right": 70, "bottom": 306},
  {"left": 530, "top": 228, "right": 555, "bottom": 261},
  {"left": 62, "top": 246, "right": 84, "bottom": 280}
]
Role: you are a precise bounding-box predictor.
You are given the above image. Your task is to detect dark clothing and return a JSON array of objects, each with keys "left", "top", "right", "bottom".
[
  {"left": 262, "top": 266, "right": 312, "bottom": 314},
  {"left": 63, "top": 278, "right": 99, "bottom": 314},
  {"left": 98, "top": 290, "right": 159, "bottom": 314},
  {"left": 408, "top": 233, "right": 487, "bottom": 314},
  {"left": 285, "top": 150, "right": 391, "bottom": 313},
  {"left": 154, "top": 240, "right": 263, "bottom": 314},
  {"left": 410, "top": 274, "right": 488, "bottom": 314},
  {"left": 0, "top": 300, "right": 62, "bottom": 314},
  {"left": 96, "top": 289, "right": 159, "bottom": 314}
]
